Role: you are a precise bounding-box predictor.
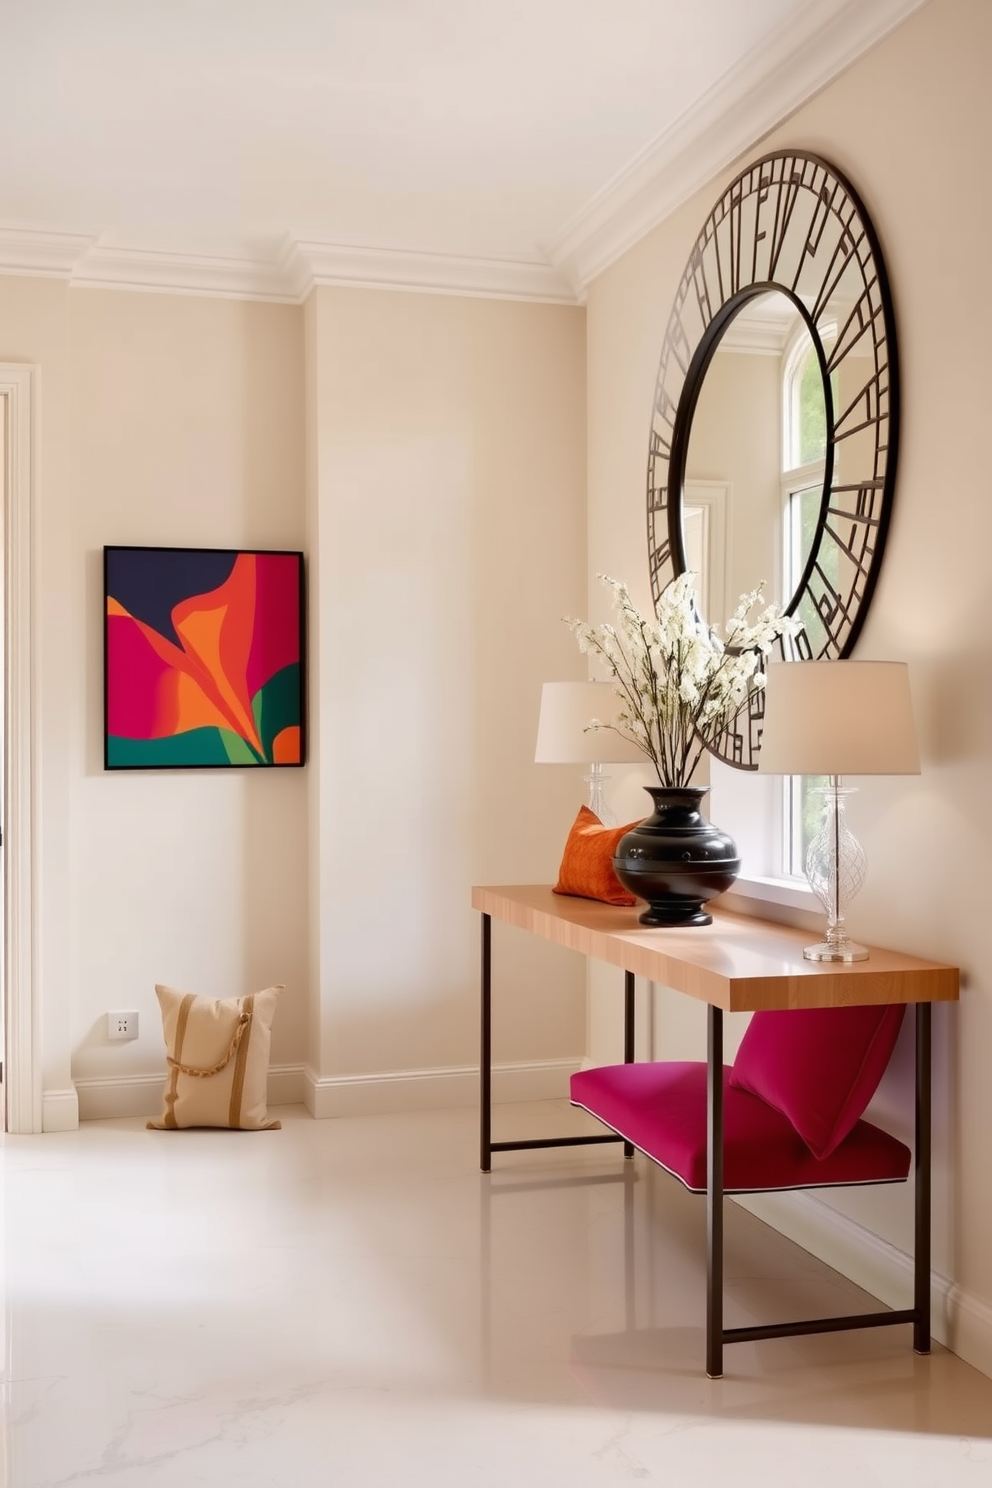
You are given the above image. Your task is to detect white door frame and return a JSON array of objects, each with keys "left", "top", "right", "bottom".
[
  {"left": 1, "top": 364, "right": 40, "bottom": 1134},
  {"left": 683, "top": 479, "right": 731, "bottom": 625}
]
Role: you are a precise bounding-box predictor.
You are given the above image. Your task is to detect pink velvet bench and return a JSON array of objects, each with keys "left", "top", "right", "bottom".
[
  {"left": 570, "top": 1003, "right": 921, "bottom": 1375},
  {"left": 570, "top": 1061, "right": 911, "bottom": 1194}
]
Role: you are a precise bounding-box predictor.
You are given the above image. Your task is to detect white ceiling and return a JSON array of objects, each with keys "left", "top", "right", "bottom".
[{"left": 0, "top": 0, "right": 927, "bottom": 301}]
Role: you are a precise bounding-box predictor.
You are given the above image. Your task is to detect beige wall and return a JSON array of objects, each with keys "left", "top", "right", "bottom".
[
  {"left": 306, "top": 287, "right": 588, "bottom": 1097},
  {"left": 2, "top": 278, "right": 588, "bottom": 1116},
  {"left": 67, "top": 290, "right": 310, "bottom": 1088},
  {"left": 586, "top": 0, "right": 992, "bottom": 1369}
]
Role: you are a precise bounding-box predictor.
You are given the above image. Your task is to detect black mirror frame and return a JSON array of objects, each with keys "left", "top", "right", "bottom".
[{"left": 646, "top": 151, "right": 900, "bottom": 769}]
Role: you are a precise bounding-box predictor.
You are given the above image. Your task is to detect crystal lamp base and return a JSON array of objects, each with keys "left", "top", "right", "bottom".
[
  {"left": 803, "top": 779, "right": 870, "bottom": 963},
  {"left": 803, "top": 937, "right": 869, "bottom": 963}
]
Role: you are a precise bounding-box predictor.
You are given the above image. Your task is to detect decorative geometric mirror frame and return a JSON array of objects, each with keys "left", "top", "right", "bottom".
[{"left": 646, "top": 150, "right": 900, "bottom": 769}]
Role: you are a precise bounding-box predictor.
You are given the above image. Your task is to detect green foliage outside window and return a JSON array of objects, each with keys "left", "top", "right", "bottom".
[
  {"left": 798, "top": 348, "right": 828, "bottom": 465},
  {"left": 799, "top": 774, "right": 829, "bottom": 865}
]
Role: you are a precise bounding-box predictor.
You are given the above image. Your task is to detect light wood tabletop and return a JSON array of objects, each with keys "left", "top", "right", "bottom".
[{"left": 472, "top": 884, "right": 959, "bottom": 1013}]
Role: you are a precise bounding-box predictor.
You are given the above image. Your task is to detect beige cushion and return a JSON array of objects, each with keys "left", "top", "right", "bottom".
[{"left": 148, "top": 984, "right": 283, "bottom": 1130}]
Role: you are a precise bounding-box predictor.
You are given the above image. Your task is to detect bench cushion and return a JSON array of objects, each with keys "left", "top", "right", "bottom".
[
  {"left": 730, "top": 1004, "right": 906, "bottom": 1159},
  {"left": 570, "top": 1062, "right": 911, "bottom": 1193}
]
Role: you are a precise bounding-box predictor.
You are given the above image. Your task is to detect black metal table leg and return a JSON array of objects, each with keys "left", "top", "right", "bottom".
[
  {"left": 720, "top": 1000, "right": 934, "bottom": 1361},
  {"left": 480, "top": 913, "right": 492, "bottom": 1173},
  {"left": 624, "top": 1158, "right": 636, "bottom": 1329},
  {"left": 624, "top": 970, "right": 636, "bottom": 1158},
  {"left": 479, "top": 914, "right": 627, "bottom": 1167},
  {"left": 707, "top": 1004, "right": 724, "bottom": 1379},
  {"left": 914, "top": 1001, "right": 932, "bottom": 1354}
]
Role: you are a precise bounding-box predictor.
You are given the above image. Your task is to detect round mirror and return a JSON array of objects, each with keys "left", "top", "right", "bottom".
[{"left": 647, "top": 151, "right": 899, "bottom": 768}]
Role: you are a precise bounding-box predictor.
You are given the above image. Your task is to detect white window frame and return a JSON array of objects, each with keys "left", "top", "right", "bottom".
[{"left": 778, "top": 326, "right": 833, "bottom": 880}]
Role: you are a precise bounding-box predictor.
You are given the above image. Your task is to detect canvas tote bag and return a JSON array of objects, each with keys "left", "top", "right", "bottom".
[{"left": 148, "top": 983, "right": 283, "bottom": 1130}]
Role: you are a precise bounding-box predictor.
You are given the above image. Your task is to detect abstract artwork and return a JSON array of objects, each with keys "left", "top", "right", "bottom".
[{"left": 104, "top": 546, "right": 305, "bottom": 769}]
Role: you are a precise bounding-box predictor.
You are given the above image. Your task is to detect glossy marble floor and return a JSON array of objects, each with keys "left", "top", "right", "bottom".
[{"left": 3, "top": 1101, "right": 992, "bottom": 1487}]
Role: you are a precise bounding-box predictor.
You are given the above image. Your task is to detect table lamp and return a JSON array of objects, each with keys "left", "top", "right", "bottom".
[
  {"left": 758, "top": 661, "right": 920, "bottom": 962},
  {"left": 535, "top": 681, "right": 643, "bottom": 825}
]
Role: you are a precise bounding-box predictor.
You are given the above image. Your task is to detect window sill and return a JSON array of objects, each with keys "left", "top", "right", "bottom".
[
  {"left": 719, "top": 873, "right": 822, "bottom": 932},
  {"left": 732, "top": 873, "right": 815, "bottom": 910}
]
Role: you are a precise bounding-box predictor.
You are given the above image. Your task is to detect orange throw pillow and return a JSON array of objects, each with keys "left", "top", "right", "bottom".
[{"left": 553, "top": 805, "right": 639, "bottom": 907}]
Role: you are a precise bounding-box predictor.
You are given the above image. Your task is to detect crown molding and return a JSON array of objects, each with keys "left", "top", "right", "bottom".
[
  {"left": 0, "top": 225, "right": 97, "bottom": 278},
  {"left": 718, "top": 313, "right": 792, "bottom": 357},
  {"left": 0, "top": 228, "right": 577, "bottom": 306},
  {"left": 289, "top": 239, "right": 577, "bottom": 304},
  {"left": 69, "top": 242, "right": 300, "bottom": 303},
  {"left": 547, "top": 0, "right": 931, "bottom": 295}
]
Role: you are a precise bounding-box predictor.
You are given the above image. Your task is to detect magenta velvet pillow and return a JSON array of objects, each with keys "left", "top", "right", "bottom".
[{"left": 729, "top": 1004, "right": 906, "bottom": 1160}]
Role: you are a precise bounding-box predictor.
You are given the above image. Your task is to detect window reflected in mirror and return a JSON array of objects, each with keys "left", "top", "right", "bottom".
[{"left": 681, "top": 290, "right": 789, "bottom": 627}]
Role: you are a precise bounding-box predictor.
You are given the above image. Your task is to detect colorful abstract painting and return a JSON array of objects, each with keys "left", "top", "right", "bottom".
[{"left": 104, "top": 547, "right": 305, "bottom": 769}]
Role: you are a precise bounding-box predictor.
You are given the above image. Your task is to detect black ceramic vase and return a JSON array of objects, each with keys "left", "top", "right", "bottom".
[{"left": 612, "top": 785, "right": 741, "bottom": 927}]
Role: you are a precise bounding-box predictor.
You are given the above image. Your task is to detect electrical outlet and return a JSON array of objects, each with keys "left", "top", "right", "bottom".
[{"left": 108, "top": 1010, "right": 139, "bottom": 1042}]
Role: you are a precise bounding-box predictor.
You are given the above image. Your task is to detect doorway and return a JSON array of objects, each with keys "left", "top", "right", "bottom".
[
  {"left": 0, "top": 390, "right": 5, "bottom": 1127},
  {"left": 0, "top": 364, "right": 39, "bottom": 1134}
]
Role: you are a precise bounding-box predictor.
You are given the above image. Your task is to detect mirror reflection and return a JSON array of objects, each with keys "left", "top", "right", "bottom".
[{"left": 681, "top": 292, "right": 829, "bottom": 630}]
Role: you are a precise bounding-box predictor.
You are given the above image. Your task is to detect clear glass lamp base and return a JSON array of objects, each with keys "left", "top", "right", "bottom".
[
  {"left": 803, "top": 935, "right": 869, "bottom": 964},
  {"left": 802, "top": 780, "right": 870, "bottom": 963},
  {"left": 584, "top": 763, "right": 615, "bottom": 825}
]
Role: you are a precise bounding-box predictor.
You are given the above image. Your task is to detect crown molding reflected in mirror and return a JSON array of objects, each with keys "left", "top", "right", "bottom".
[{"left": 646, "top": 150, "right": 899, "bottom": 769}]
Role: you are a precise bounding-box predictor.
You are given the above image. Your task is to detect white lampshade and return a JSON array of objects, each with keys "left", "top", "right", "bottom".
[
  {"left": 534, "top": 681, "right": 645, "bottom": 766},
  {"left": 758, "top": 661, "right": 920, "bottom": 776}
]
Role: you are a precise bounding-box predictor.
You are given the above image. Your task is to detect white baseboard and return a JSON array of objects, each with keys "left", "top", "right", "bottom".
[
  {"left": 266, "top": 1063, "right": 306, "bottom": 1107},
  {"left": 303, "top": 1057, "right": 581, "bottom": 1120},
  {"left": 736, "top": 1189, "right": 992, "bottom": 1382},
  {"left": 42, "top": 1087, "right": 79, "bottom": 1132},
  {"left": 72, "top": 1057, "right": 568, "bottom": 1123},
  {"left": 75, "top": 1073, "right": 162, "bottom": 1121},
  {"left": 74, "top": 1064, "right": 307, "bottom": 1122}
]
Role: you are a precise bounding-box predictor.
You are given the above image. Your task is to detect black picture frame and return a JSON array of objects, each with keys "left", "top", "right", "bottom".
[{"left": 104, "top": 545, "right": 306, "bottom": 770}]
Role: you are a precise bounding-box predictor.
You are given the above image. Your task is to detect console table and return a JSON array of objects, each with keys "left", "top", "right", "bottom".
[{"left": 473, "top": 884, "right": 959, "bottom": 1375}]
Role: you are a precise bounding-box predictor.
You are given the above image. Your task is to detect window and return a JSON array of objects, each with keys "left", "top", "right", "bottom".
[{"left": 780, "top": 328, "right": 834, "bottom": 877}]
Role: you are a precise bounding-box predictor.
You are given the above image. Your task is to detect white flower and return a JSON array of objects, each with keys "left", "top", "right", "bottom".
[{"left": 565, "top": 573, "right": 803, "bottom": 788}]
